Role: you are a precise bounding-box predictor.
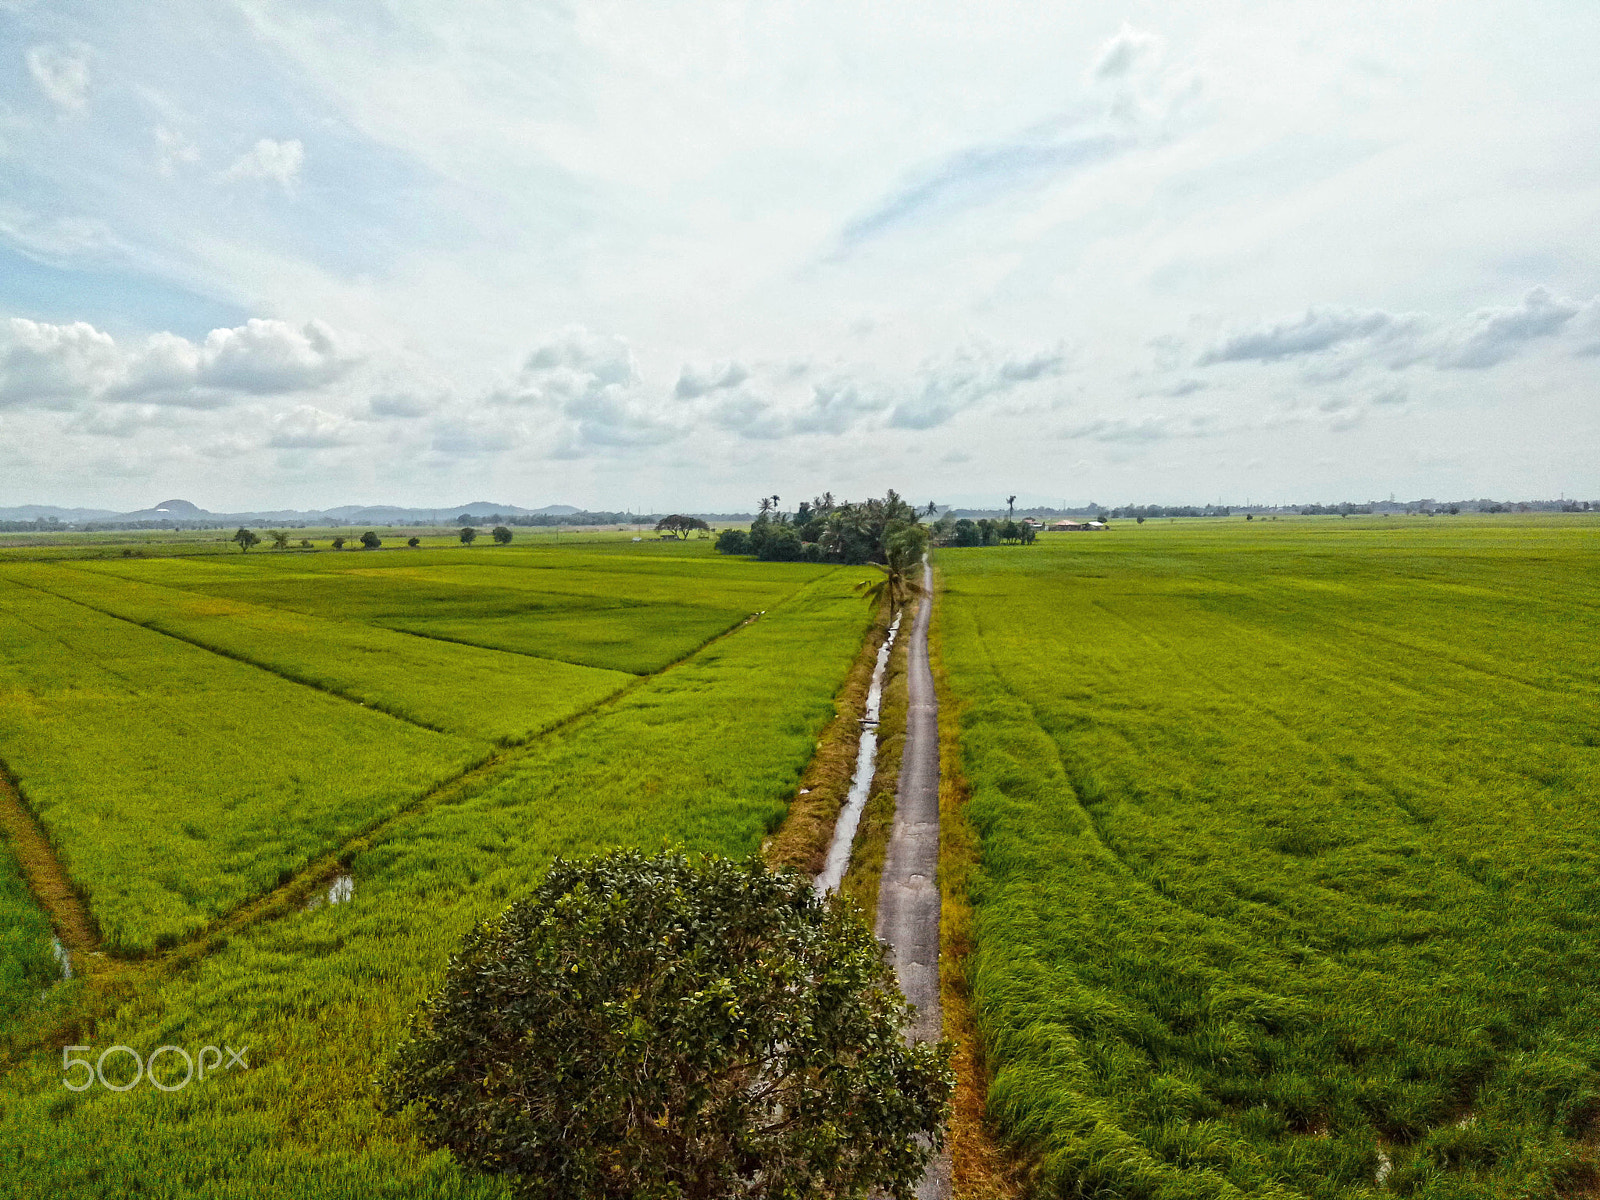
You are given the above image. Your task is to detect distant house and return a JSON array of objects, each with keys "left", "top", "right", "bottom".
[{"left": 1046, "top": 520, "right": 1107, "bottom": 532}]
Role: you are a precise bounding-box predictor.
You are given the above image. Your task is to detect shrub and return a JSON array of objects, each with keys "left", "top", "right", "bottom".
[
  {"left": 491, "top": 526, "right": 513, "bottom": 545},
  {"left": 757, "top": 523, "right": 804, "bottom": 562},
  {"left": 459, "top": 526, "right": 478, "bottom": 545},
  {"left": 714, "top": 528, "right": 750, "bottom": 555},
  {"left": 407, "top": 536, "right": 420, "bottom": 548},
  {"left": 331, "top": 536, "right": 345, "bottom": 550},
  {"left": 360, "top": 531, "right": 382, "bottom": 550},
  {"left": 381, "top": 848, "right": 951, "bottom": 1200}
]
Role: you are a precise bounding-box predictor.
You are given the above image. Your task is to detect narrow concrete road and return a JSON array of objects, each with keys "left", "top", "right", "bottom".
[{"left": 874, "top": 561, "right": 949, "bottom": 1200}]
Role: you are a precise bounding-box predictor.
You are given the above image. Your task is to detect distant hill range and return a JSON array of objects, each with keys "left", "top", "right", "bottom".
[{"left": 0, "top": 499, "right": 588, "bottom": 525}]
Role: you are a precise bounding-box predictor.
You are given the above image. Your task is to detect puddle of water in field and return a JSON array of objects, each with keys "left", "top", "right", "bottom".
[
  {"left": 51, "top": 938, "right": 72, "bottom": 980},
  {"left": 304, "top": 873, "right": 356, "bottom": 912},
  {"left": 815, "top": 612, "right": 901, "bottom": 896}
]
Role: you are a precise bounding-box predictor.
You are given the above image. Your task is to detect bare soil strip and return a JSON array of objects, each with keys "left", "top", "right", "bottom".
[{"left": 0, "top": 768, "right": 97, "bottom": 954}]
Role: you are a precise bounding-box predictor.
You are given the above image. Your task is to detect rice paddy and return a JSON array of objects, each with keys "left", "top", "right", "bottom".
[
  {"left": 5, "top": 514, "right": 1596, "bottom": 1198},
  {"left": 0, "top": 561, "right": 872, "bottom": 1197},
  {"left": 938, "top": 515, "right": 1600, "bottom": 1197}
]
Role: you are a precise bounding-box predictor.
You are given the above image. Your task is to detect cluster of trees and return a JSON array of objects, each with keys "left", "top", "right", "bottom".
[
  {"left": 1107, "top": 504, "right": 1231, "bottom": 519},
  {"left": 232, "top": 526, "right": 516, "bottom": 552},
  {"left": 457, "top": 526, "right": 515, "bottom": 545},
  {"left": 1297, "top": 503, "right": 1374, "bottom": 516},
  {"left": 714, "top": 491, "right": 931, "bottom": 565},
  {"left": 930, "top": 516, "right": 1036, "bottom": 546},
  {"left": 466, "top": 510, "right": 645, "bottom": 528}
]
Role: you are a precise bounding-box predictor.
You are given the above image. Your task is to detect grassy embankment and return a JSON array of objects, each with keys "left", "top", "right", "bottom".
[
  {"left": 0, "top": 545, "right": 873, "bottom": 1196},
  {"left": 939, "top": 515, "right": 1600, "bottom": 1197}
]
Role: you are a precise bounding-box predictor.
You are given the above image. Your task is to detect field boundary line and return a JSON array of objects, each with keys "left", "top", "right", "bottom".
[
  {"left": 0, "top": 763, "right": 98, "bottom": 955},
  {"left": 4, "top": 571, "right": 472, "bottom": 741}
]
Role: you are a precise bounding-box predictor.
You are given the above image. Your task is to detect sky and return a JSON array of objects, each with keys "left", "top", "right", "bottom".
[{"left": 1, "top": 1, "right": 1597, "bottom": 513}]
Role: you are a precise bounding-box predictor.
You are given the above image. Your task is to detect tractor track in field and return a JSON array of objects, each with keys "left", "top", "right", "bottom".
[{"left": 0, "top": 765, "right": 97, "bottom": 956}]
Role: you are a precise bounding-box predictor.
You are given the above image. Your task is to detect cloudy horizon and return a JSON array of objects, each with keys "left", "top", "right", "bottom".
[{"left": 2, "top": 1, "right": 1597, "bottom": 513}]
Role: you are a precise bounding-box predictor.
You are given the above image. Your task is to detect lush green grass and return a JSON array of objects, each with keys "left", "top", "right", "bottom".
[
  {"left": 0, "top": 841, "right": 56, "bottom": 1033},
  {"left": 0, "top": 569, "right": 873, "bottom": 1197},
  {"left": 939, "top": 515, "right": 1600, "bottom": 1197},
  {"left": 0, "top": 579, "right": 482, "bottom": 953},
  {"left": 380, "top": 603, "right": 748, "bottom": 674},
  {"left": 0, "top": 563, "right": 632, "bottom": 741},
  {"left": 66, "top": 546, "right": 809, "bottom": 673}
]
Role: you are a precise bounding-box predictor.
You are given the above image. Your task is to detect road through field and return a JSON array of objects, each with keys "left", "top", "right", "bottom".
[{"left": 873, "top": 561, "right": 949, "bottom": 1200}]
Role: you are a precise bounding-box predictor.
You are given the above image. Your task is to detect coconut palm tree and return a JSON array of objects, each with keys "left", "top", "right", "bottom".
[
  {"left": 1006, "top": 495, "right": 1017, "bottom": 521},
  {"left": 853, "top": 525, "right": 928, "bottom": 612}
]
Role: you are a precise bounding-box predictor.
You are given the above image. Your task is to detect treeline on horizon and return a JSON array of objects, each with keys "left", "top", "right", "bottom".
[{"left": 2, "top": 497, "right": 1594, "bottom": 536}]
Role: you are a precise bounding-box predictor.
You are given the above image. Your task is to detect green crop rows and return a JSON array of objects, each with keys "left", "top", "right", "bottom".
[
  {"left": 939, "top": 516, "right": 1600, "bottom": 1197},
  {"left": 0, "top": 578, "right": 485, "bottom": 953},
  {"left": 0, "top": 567, "right": 872, "bottom": 1197},
  {"left": 0, "top": 563, "right": 633, "bottom": 742},
  {"left": 0, "top": 841, "right": 55, "bottom": 1032}
]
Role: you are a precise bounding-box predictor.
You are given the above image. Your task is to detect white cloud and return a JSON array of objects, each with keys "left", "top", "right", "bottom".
[
  {"left": 0, "top": 319, "right": 121, "bottom": 408},
  {"left": 1091, "top": 24, "right": 1162, "bottom": 82},
  {"left": 197, "top": 318, "right": 355, "bottom": 393},
  {"left": 888, "top": 345, "right": 1066, "bottom": 430},
  {"left": 673, "top": 360, "right": 749, "bottom": 399},
  {"left": 1435, "top": 287, "right": 1582, "bottom": 369},
  {"left": 1198, "top": 307, "right": 1413, "bottom": 365},
  {"left": 1197, "top": 289, "right": 1593, "bottom": 375},
  {"left": 154, "top": 126, "right": 201, "bottom": 175},
  {"left": 0, "top": 317, "right": 360, "bottom": 411},
  {"left": 26, "top": 43, "right": 90, "bottom": 112},
  {"left": 1060, "top": 413, "right": 1218, "bottom": 442},
  {"left": 267, "top": 405, "right": 352, "bottom": 449},
  {"left": 222, "top": 138, "right": 305, "bottom": 191}
]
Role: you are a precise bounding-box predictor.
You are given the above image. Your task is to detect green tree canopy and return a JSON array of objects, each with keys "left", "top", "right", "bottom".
[
  {"left": 459, "top": 526, "right": 478, "bottom": 545},
  {"left": 491, "top": 525, "right": 513, "bottom": 545},
  {"left": 359, "top": 530, "right": 381, "bottom": 549},
  {"left": 654, "top": 514, "right": 711, "bottom": 539},
  {"left": 381, "top": 849, "right": 951, "bottom": 1200},
  {"left": 232, "top": 527, "right": 260, "bottom": 553}
]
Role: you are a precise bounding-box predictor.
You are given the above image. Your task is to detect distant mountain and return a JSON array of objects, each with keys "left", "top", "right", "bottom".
[
  {"left": 0, "top": 504, "right": 122, "bottom": 521},
  {"left": 2, "top": 499, "right": 591, "bottom": 525}
]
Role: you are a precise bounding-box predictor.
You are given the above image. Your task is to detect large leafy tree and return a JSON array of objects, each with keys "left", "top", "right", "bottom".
[
  {"left": 654, "top": 514, "right": 710, "bottom": 539},
  {"left": 231, "top": 527, "right": 259, "bottom": 553},
  {"left": 381, "top": 849, "right": 951, "bottom": 1200}
]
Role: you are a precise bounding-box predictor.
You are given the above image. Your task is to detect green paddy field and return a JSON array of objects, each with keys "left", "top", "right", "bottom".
[
  {"left": 1, "top": 514, "right": 1597, "bottom": 1198},
  {"left": 939, "top": 515, "right": 1600, "bottom": 1198},
  {"left": 0, "top": 535, "right": 871, "bottom": 1196}
]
